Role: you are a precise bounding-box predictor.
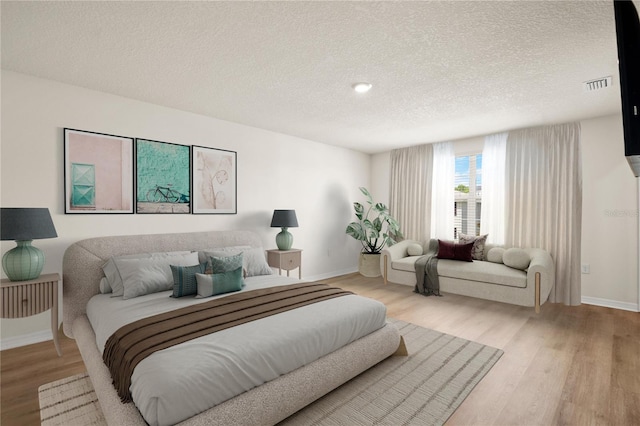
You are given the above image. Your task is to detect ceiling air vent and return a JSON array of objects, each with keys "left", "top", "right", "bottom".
[{"left": 583, "top": 76, "right": 613, "bottom": 92}]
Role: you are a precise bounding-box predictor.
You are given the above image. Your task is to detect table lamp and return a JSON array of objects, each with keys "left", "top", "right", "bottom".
[
  {"left": 1, "top": 208, "right": 58, "bottom": 281},
  {"left": 270, "top": 209, "right": 298, "bottom": 250}
]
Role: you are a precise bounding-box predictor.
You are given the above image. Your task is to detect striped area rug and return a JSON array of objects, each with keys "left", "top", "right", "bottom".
[
  {"left": 38, "top": 319, "right": 502, "bottom": 426},
  {"left": 281, "top": 319, "right": 503, "bottom": 425},
  {"left": 38, "top": 373, "right": 105, "bottom": 425}
]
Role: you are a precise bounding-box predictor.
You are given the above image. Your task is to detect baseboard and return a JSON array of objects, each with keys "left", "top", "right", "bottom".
[
  {"left": 0, "top": 329, "right": 53, "bottom": 351},
  {"left": 581, "top": 296, "right": 639, "bottom": 312},
  {"left": 304, "top": 267, "right": 359, "bottom": 283}
]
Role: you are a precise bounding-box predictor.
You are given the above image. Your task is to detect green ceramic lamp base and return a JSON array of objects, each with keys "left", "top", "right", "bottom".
[
  {"left": 275, "top": 227, "right": 293, "bottom": 250},
  {"left": 2, "top": 240, "right": 45, "bottom": 281}
]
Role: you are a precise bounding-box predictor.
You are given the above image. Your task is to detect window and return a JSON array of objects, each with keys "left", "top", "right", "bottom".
[{"left": 454, "top": 154, "right": 482, "bottom": 239}]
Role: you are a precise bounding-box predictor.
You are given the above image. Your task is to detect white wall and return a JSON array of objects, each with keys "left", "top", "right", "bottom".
[
  {"left": 372, "top": 116, "right": 639, "bottom": 310},
  {"left": 0, "top": 71, "right": 370, "bottom": 344},
  {"left": 581, "top": 114, "right": 639, "bottom": 311}
]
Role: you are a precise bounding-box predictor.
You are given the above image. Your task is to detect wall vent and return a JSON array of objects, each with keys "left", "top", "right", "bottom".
[{"left": 583, "top": 76, "right": 613, "bottom": 92}]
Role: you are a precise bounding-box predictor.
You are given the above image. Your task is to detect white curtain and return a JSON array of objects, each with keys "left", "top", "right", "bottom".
[
  {"left": 430, "top": 142, "right": 455, "bottom": 240},
  {"left": 481, "top": 133, "right": 507, "bottom": 244},
  {"left": 505, "top": 123, "right": 582, "bottom": 305},
  {"left": 389, "top": 144, "right": 433, "bottom": 243}
]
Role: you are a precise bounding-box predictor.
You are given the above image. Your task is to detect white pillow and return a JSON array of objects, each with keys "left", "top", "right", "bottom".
[
  {"left": 202, "top": 247, "right": 273, "bottom": 277},
  {"left": 99, "top": 277, "right": 112, "bottom": 294},
  {"left": 103, "top": 253, "right": 152, "bottom": 295},
  {"left": 195, "top": 268, "right": 244, "bottom": 298},
  {"left": 242, "top": 248, "right": 273, "bottom": 276},
  {"left": 116, "top": 252, "right": 199, "bottom": 300},
  {"left": 487, "top": 247, "right": 505, "bottom": 264},
  {"left": 103, "top": 251, "right": 192, "bottom": 297},
  {"left": 502, "top": 248, "right": 530, "bottom": 270},
  {"left": 407, "top": 243, "right": 423, "bottom": 256}
]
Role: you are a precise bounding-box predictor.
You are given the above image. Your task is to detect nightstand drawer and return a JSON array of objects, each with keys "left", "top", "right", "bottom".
[
  {"left": 279, "top": 252, "right": 301, "bottom": 270},
  {"left": 1, "top": 280, "right": 55, "bottom": 318},
  {"left": 0, "top": 273, "right": 62, "bottom": 356},
  {"left": 266, "top": 249, "right": 302, "bottom": 279}
]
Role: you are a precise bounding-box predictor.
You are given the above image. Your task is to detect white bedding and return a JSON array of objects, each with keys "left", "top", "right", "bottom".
[{"left": 86, "top": 275, "right": 387, "bottom": 426}]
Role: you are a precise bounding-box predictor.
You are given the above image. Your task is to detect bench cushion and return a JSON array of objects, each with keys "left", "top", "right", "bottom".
[
  {"left": 437, "top": 259, "right": 527, "bottom": 288},
  {"left": 391, "top": 256, "right": 422, "bottom": 272}
]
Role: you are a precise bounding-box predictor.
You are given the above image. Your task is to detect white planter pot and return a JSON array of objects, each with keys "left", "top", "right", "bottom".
[{"left": 359, "top": 253, "right": 381, "bottom": 277}]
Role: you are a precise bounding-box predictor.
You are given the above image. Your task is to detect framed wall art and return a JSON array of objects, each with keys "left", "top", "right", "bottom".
[
  {"left": 64, "top": 128, "right": 134, "bottom": 214},
  {"left": 192, "top": 146, "right": 237, "bottom": 214},
  {"left": 135, "top": 139, "right": 191, "bottom": 214}
]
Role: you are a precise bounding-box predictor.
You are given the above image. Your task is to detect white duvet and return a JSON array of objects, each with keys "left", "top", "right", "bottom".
[{"left": 86, "top": 275, "right": 387, "bottom": 426}]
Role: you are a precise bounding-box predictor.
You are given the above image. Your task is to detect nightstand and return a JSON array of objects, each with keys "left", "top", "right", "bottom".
[
  {"left": 266, "top": 249, "right": 302, "bottom": 279},
  {"left": 0, "top": 273, "right": 62, "bottom": 356}
]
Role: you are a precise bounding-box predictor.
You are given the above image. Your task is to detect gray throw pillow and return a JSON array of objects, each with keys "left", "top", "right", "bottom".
[
  {"left": 197, "top": 245, "right": 252, "bottom": 264},
  {"left": 208, "top": 253, "right": 243, "bottom": 274},
  {"left": 203, "top": 248, "right": 273, "bottom": 277}
]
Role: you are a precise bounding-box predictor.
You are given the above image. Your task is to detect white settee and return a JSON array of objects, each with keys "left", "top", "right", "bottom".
[{"left": 381, "top": 239, "right": 555, "bottom": 313}]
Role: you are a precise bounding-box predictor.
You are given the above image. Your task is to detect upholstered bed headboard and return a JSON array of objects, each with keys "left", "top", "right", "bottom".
[{"left": 62, "top": 230, "right": 263, "bottom": 338}]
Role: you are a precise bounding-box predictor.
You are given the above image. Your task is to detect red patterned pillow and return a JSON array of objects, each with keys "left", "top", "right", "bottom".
[{"left": 437, "top": 240, "right": 474, "bottom": 262}]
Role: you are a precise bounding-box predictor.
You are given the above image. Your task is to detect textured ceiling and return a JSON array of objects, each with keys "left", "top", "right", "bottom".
[{"left": 0, "top": 1, "right": 626, "bottom": 154}]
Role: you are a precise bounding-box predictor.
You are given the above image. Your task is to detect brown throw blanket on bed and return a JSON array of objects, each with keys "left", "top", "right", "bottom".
[{"left": 103, "top": 283, "right": 353, "bottom": 402}]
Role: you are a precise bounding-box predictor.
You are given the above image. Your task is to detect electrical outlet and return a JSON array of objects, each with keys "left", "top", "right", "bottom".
[{"left": 581, "top": 264, "right": 590, "bottom": 274}]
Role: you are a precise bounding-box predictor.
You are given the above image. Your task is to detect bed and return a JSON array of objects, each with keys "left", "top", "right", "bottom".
[{"left": 63, "top": 230, "right": 401, "bottom": 425}]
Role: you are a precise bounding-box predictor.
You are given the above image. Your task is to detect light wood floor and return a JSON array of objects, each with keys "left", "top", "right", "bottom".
[{"left": 1, "top": 273, "right": 639, "bottom": 425}]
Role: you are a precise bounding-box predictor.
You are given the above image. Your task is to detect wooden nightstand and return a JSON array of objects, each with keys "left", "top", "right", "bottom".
[
  {"left": 0, "top": 273, "right": 62, "bottom": 356},
  {"left": 266, "top": 249, "right": 302, "bottom": 279}
]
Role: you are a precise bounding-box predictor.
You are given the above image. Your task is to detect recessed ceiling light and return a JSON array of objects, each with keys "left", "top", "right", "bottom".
[{"left": 352, "top": 82, "right": 372, "bottom": 93}]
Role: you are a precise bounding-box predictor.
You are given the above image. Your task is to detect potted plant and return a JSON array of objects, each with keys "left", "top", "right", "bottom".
[{"left": 346, "top": 187, "right": 402, "bottom": 277}]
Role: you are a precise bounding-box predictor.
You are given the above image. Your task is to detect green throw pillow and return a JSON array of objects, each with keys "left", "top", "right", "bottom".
[
  {"left": 195, "top": 267, "right": 244, "bottom": 298},
  {"left": 170, "top": 262, "right": 207, "bottom": 298},
  {"left": 207, "top": 253, "right": 243, "bottom": 274}
]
